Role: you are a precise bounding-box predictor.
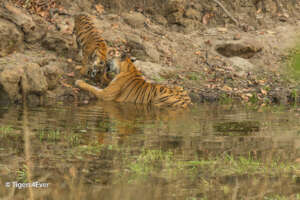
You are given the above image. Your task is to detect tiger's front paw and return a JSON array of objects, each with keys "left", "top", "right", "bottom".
[{"left": 75, "top": 80, "right": 85, "bottom": 87}]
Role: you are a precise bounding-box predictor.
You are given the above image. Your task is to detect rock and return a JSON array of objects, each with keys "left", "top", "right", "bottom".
[
  {"left": 215, "top": 40, "right": 262, "bottom": 59},
  {"left": 278, "top": 15, "right": 288, "bottom": 22},
  {"left": 165, "top": 0, "right": 185, "bottom": 14},
  {"left": 0, "top": 54, "right": 48, "bottom": 104},
  {"left": 0, "top": 18, "right": 23, "bottom": 57},
  {"left": 0, "top": 2, "right": 45, "bottom": 43},
  {"left": 125, "top": 33, "right": 147, "bottom": 60},
  {"left": 153, "top": 15, "right": 168, "bottom": 25},
  {"left": 166, "top": 11, "right": 184, "bottom": 24},
  {"left": 122, "top": 12, "right": 147, "bottom": 28},
  {"left": 184, "top": 8, "right": 200, "bottom": 20},
  {"left": 269, "top": 88, "right": 290, "bottom": 104},
  {"left": 233, "top": 34, "right": 241, "bottom": 40},
  {"left": 25, "top": 16, "right": 48, "bottom": 43},
  {"left": 42, "top": 63, "right": 64, "bottom": 90},
  {"left": 180, "top": 18, "right": 200, "bottom": 32},
  {"left": 42, "top": 31, "right": 76, "bottom": 58},
  {"left": 134, "top": 60, "right": 172, "bottom": 82},
  {"left": 76, "top": 0, "right": 93, "bottom": 13},
  {"left": 189, "top": 92, "right": 204, "bottom": 103},
  {"left": 228, "top": 57, "right": 255, "bottom": 77},
  {"left": 0, "top": 87, "right": 10, "bottom": 105},
  {"left": 144, "top": 42, "right": 160, "bottom": 62},
  {"left": 164, "top": 0, "right": 185, "bottom": 25},
  {"left": 0, "top": 68, "right": 21, "bottom": 102},
  {"left": 0, "top": 2, "right": 34, "bottom": 32},
  {"left": 125, "top": 34, "right": 160, "bottom": 62},
  {"left": 22, "top": 63, "right": 48, "bottom": 95},
  {"left": 126, "top": 33, "right": 144, "bottom": 49}
]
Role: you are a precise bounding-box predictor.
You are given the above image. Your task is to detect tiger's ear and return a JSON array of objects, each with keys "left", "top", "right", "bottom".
[
  {"left": 107, "top": 47, "right": 116, "bottom": 57},
  {"left": 130, "top": 57, "right": 137, "bottom": 63},
  {"left": 120, "top": 53, "right": 136, "bottom": 62},
  {"left": 120, "top": 52, "right": 128, "bottom": 60}
]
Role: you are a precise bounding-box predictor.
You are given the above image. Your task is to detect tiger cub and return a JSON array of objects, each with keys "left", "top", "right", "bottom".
[
  {"left": 75, "top": 55, "right": 192, "bottom": 108},
  {"left": 73, "top": 13, "right": 107, "bottom": 78}
]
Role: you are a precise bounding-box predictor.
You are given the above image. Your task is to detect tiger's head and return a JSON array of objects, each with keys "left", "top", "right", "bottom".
[
  {"left": 97, "top": 54, "right": 138, "bottom": 86},
  {"left": 88, "top": 45, "right": 108, "bottom": 78},
  {"left": 89, "top": 57, "right": 106, "bottom": 78},
  {"left": 105, "top": 54, "right": 137, "bottom": 75}
]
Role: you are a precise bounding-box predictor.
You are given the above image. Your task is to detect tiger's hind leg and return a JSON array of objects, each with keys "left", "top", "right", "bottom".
[{"left": 75, "top": 80, "right": 104, "bottom": 99}]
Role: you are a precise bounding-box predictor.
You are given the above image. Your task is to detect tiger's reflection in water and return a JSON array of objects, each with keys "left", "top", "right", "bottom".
[{"left": 94, "top": 101, "right": 190, "bottom": 145}]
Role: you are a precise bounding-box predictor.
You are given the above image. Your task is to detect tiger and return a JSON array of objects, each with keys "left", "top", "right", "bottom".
[
  {"left": 73, "top": 13, "right": 107, "bottom": 79},
  {"left": 75, "top": 55, "right": 192, "bottom": 108}
]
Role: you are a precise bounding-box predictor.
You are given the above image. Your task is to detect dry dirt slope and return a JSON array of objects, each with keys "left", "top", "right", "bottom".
[{"left": 0, "top": 0, "right": 300, "bottom": 105}]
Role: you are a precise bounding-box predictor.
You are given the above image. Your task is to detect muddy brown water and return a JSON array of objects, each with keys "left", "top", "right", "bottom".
[{"left": 0, "top": 102, "right": 300, "bottom": 200}]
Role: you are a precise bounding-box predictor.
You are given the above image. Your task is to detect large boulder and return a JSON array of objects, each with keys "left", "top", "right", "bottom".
[
  {"left": 215, "top": 40, "right": 263, "bottom": 59},
  {"left": 125, "top": 34, "right": 160, "bottom": 62},
  {"left": 42, "top": 30, "right": 76, "bottom": 58},
  {"left": 228, "top": 57, "right": 256, "bottom": 77},
  {"left": 134, "top": 60, "right": 173, "bottom": 83},
  {"left": 0, "top": 2, "right": 46, "bottom": 43},
  {"left": 122, "top": 12, "right": 147, "bottom": 28},
  {"left": 0, "top": 54, "right": 48, "bottom": 104},
  {"left": 42, "top": 63, "right": 64, "bottom": 90},
  {"left": 164, "top": 0, "right": 185, "bottom": 24},
  {"left": 0, "top": 18, "right": 23, "bottom": 57}
]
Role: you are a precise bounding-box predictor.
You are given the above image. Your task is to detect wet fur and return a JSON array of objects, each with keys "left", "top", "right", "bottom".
[{"left": 76, "top": 57, "right": 192, "bottom": 108}]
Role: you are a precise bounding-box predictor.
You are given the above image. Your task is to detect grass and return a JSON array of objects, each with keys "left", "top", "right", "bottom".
[
  {"left": 98, "top": 121, "right": 112, "bottom": 132},
  {"left": 290, "top": 89, "right": 298, "bottom": 104},
  {"left": 125, "top": 149, "right": 173, "bottom": 181},
  {"left": 71, "top": 143, "right": 108, "bottom": 156},
  {"left": 187, "top": 72, "right": 199, "bottom": 81},
  {"left": 153, "top": 76, "right": 166, "bottom": 83},
  {"left": 16, "top": 165, "right": 28, "bottom": 182},
  {"left": 179, "top": 154, "right": 296, "bottom": 178},
  {"left": 249, "top": 92, "right": 259, "bottom": 104},
  {"left": 124, "top": 149, "right": 298, "bottom": 182},
  {"left": 219, "top": 94, "right": 233, "bottom": 104},
  {"left": 39, "top": 129, "right": 61, "bottom": 142},
  {"left": 38, "top": 128, "right": 83, "bottom": 145},
  {"left": 290, "top": 48, "right": 300, "bottom": 72},
  {"left": 286, "top": 44, "right": 300, "bottom": 80},
  {"left": 264, "top": 194, "right": 300, "bottom": 200},
  {"left": 68, "top": 134, "right": 81, "bottom": 146},
  {"left": 0, "top": 125, "right": 13, "bottom": 136}
]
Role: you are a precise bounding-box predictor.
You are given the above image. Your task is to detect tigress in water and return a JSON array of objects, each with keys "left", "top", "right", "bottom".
[
  {"left": 73, "top": 13, "right": 107, "bottom": 78},
  {"left": 75, "top": 55, "right": 192, "bottom": 108}
]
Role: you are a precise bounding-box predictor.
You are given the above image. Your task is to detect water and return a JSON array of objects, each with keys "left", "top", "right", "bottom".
[{"left": 1, "top": 102, "right": 300, "bottom": 200}]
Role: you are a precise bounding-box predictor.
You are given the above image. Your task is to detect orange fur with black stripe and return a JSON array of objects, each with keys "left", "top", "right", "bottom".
[
  {"left": 73, "top": 13, "right": 107, "bottom": 77},
  {"left": 75, "top": 56, "right": 192, "bottom": 108}
]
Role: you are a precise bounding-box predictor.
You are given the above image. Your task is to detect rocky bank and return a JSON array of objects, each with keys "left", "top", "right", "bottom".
[{"left": 0, "top": 0, "right": 300, "bottom": 106}]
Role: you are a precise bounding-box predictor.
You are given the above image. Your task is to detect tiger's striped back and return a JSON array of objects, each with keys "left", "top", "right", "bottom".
[
  {"left": 104, "top": 57, "right": 192, "bottom": 108},
  {"left": 73, "top": 13, "right": 107, "bottom": 78}
]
